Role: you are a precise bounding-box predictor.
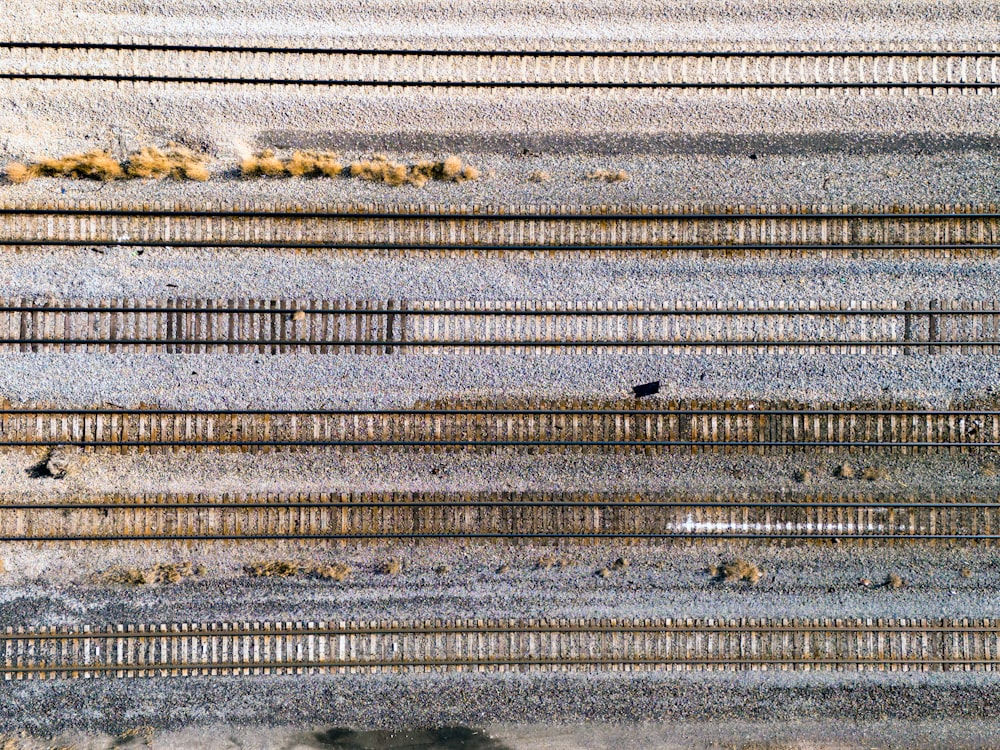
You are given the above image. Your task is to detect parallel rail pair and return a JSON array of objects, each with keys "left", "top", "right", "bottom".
[
  {"left": 5, "top": 491, "right": 1000, "bottom": 543},
  {"left": 4, "top": 42, "right": 1000, "bottom": 90},
  {"left": 0, "top": 298, "right": 998, "bottom": 353},
  {"left": 3, "top": 203, "right": 1000, "bottom": 259},
  {"left": 3, "top": 618, "right": 997, "bottom": 679},
  {"left": 1, "top": 400, "right": 999, "bottom": 453}
]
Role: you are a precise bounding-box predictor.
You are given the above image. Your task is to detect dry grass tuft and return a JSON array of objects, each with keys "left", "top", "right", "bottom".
[
  {"left": 435, "top": 564, "right": 452, "bottom": 574},
  {"left": 101, "top": 562, "right": 198, "bottom": 585},
  {"left": 240, "top": 150, "right": 482, "bottom": 186},
  {"left": 835, "top": 462, "right": 855, "bottom": 479},
  {"left": 980, "top": 463, "right": 997, "bottom": 477},
  {"left": 861, "top": 466, "right": 887, "bottom": 481},
  {"left": 537, "top": 555, "right": 558, "bottom": 570},
  {"left": 596, "top": 567, "right": 612, "bottom": 578},
  {"left": 586, "top": 168, "right": 630, "bottom": 183},
  {"left": 8, "top": 146, "right": 210, "bottom": 183},
  {"left": 125, "top": 146, "right": 210, "bottom": 181},
  {"left": 439, "top": 155, "right": 463, "bottom": 179},
  {"left": 528, "top": 170, "right": 551, "bottom": 183},
  {"left": 611, "top": 557, "right": 629, "bottom": 570},
  {"left": 961, "top": 567, "right": 973, "bottom": 578},
  {"left": 496, "top": 563, "right": 510, "bottom": 574},
  {"left": 379, "top": 557, "right": 403, "bottom": 575},
  {"left": 101, "top": 567, "right": 149, "bottom": 585},
  {"left": 1, "top": 737, "right": 19, "bottom": 750},
  {"left": 241, "top": 149, "right": 286, "bottom": 177},
  {"left": 147, "top": 562, "right": 195, "bottom": 584},
  {"left": 537, "top": 554, "right": 573, "bottom": 570},
  {"left": 312, "top": 563, "right": 351, "bottom": 581},
  {"left": 248, "top": 560, "right": 301, "bottom": 577},
  {"left": 35, "top": 150, "right": 124, "bottom": 181},
  {"left": 114, "top": 726, "right": 154, "bottom": 747},
  {"left": 886, "top": 573, "right": 905, "bottom": 589},
  {"left": 350, "top": 154, "right": 481, "bottom": 187},
  {"left": 720, "top": 559, "right": 763, "bottom": 584},
  {"left": 794, "top": 468, "right": 813, "bottom": 484},
  {"left": 284, "top": 150, "right": 344, "bottom": 178},
  {"left": 350, "top": 155, "right": 411, "bottom": 186},
  {"left": 4, "top": 162, "right": 33, "bottom": 184}
]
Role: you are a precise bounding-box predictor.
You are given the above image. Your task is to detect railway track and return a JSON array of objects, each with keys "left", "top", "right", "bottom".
[
  {"left": 3, "top": 41, "right": 1000, "bottom": 91},
  {"left": 0, "top": 399, "right": 998, "bottom": 453},
  {"left": 0, "top": 297, "right": 998, "bottom": 354},
  {"left": 2, "top": 202, "right": 998, "bottom": 259},
  {"left": 2, "top": 618, "right": 996, "bottom": 679},
  {"left": 4, "top": 490, "right": 1000, "bottom": 543}
]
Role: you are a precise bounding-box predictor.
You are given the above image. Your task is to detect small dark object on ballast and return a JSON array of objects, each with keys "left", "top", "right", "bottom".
[
  {"left": 632, "top": 380, "right": 660, "bottom": 398},
  {"left": 31, "top": 446, "right": 76, "bottom": 479}
]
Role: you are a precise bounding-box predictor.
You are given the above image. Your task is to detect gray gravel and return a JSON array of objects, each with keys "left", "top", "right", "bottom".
[
  {"left": 1, "top": 544, "right": 998, "bottom": 626},
  {"left": 4, "top": 671, "right": 1000, "bottom": 738},
  {"left": 0, "top": 352, "right": 997, "bottom": 408},
  {"left": 4, "top": 143, "right": 1000, "bottom": 207},
  {"left": 1, "top": 450, "right": 996, "bottom": 497},
  {"left": 7, "top": 248, "right": 1000, "bottom": 303},
  {"left": 4, "top": 0, "right": 1000, "bottom": 47},
  {"left": 3, "top": 0, "right": 1000, "bottom": 743}
]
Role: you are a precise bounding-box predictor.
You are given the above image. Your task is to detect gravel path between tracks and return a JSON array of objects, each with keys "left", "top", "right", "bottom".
[
  {"left": 3, "top": 0, "right": 1000, "bottom": 191},
  {"left": 2, "top": 450, "right": 998, "bottom": 496},
  {"left": 0, "top": 352, "right": 997, "bottom": 409},
  {"left": 0, "top": 542, "right": 998, "bottom": 626},
  {"left": 9, "top": 250, "right": 1000, "bottom": 303},
  {"left": 5, "top": 672, "right": 1000, "bottom": 740},
  {"left": 6, "top": 0, "right": 1000, "bottom": 46},
  {"left": 3, "top": 149, "right": 1000, "bottom": 206},
  {"left": 8, "top": 719, "right": 1000, "bottom": 750}
]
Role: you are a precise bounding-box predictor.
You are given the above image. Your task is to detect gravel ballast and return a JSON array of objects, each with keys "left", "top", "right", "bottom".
[
  {"left": 0, "top": 352, "right": 995, "bottom": 408},
  {"left": 3, "top": 0, "right": 1000, "bottom": 743}
]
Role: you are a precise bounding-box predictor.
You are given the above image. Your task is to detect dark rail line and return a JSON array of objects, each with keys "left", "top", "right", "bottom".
[
  {"left": 1, "top": 339, "right": 995, "bottom": 348},
  {"left": 1, "top": 207, "right": 995, "bottom": 220},
  {"left": 6, "top": 42, "right": 998, "bottom": 57},
  {"left": 0, "top": 304, "right": 982, "bottom": 315},
  {"left": 0, "top": 404, "right": 994, "bottom": 452},
  {"left": 3, "top": 241, "right": 996, "bottom": 254},
  {"left": 5, "top": 72, "right": 997, "bottom": 89},
  {"left": 3, "top": 533, "right": 998, "bottom": 541}
]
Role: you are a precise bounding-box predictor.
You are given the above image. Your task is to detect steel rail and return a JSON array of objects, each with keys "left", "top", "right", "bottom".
[
  {"left": 3, "top": 499, "right": 998, "bottom": 510},
  {"left": 3, "top": 621, "right": 992, "bottom": 639},
  {"left": 0, "top": 407, "right": 993, "bottom": 416},
  {"left": 0, "top": 207, "right": 994, "bottom": 220},
  {"left": 0, "top": 305, "right": 984, "bottom": 315},
  {"left": 6, "top": 42, "right": 999, "bottom": 57},
  {"left": 8, "top": 656, "right": 994, "bottom": 674},
  {"left": 5, "top": 441, "right": 1000, "bottom": 448},
  {"left": 2, "top": 339, "right": 997, "bottom": 349},
  {"left": 4, "top": 72, "right": 997, "bottom": 89},
  {"left": 1, "top": 406, "right": 995, "bottom": 449},
  {"left": 3, "top": 619, "right": 994, "bottom": 676},
  {"left": 6, "top": 532, "right": 1000, "bottom": 541},
  {"left": 3, "top": 240, "right": 996, "bottom": 254}
]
